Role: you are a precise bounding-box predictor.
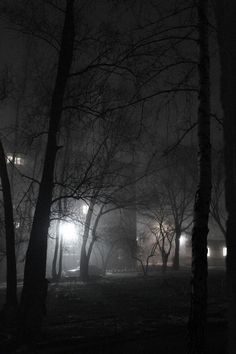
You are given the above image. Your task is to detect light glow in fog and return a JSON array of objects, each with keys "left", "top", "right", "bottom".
[{"left": 60, "top": 222, "right": 77, "bottom": 243}]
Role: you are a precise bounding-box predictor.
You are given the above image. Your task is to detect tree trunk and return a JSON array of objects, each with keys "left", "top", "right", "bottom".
[
  {"left": 188, "top": 1, "right": 211, "bottom": 353},
  {"left": 19, "top": 0, "right": 75, "bottom": 336},
  {"left": 79, "top": 199, "right": 95, "bottom": 282},
  {"left": 213, "top": 2, "right": 236, "bottom": 352},
  {"left": 161, "top": 253, "right": 168, "bottom": 274},
  {"left": 0, "top": 140, "right": 17, "bottom": 309},
  {"left": 51, "top": 219, "right": 60, "bottom": 280},
  {"left": 83, "top": 208, "right": 103, "bottom": 279},
  {"left": 173, "top": 229, "right": 181, "bottom": 270},
  {"left": 80, "top": 222, "right": 98, "bottom": 282},
  {"left": 57, "top": 233, "right": 63, "bottom": 281},
  {"left": 101, "top": 244, "right": 114, "bottom": 275},
  {"left": 52, "top": 199, "right": 63, "bottom": 281},
  {"left": 80, "top": 251, "right": 89, "bottom": 282}
]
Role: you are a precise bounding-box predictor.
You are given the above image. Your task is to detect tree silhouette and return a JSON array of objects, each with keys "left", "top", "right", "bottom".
[
  {"left": 214, "top": 1, "right": 236, "bottom": 352},
  {"left": 20, "top": 0, "right": 75, "bottom": 336},
  {"left": 188, "top": 0, "right": 211, "bottom": 352},
  {"left": 0, "top": 140, "right": 17, "bottom": 312}
]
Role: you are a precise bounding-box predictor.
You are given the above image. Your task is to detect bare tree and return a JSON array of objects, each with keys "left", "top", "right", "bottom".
[
  {"left": 0, "top": 72, "right": 18, "bottom": 318},
  {"left": 20, "top": 0, "right": 75, "bottom": 335},
  {"left": 188, "top": 1, "right": 211, "bottom": 352},
  {"left": 213, "top": 1, "right": 236, "bottom": 352},
  {"left": 150, "top": 217, "right": 175, "bottom": 274},
  {"left": 51, "top": 199, "right": 63, "bottom": 282},
  {"left": 210, "top": 150, "right": 226, "bottom": 237},
  {"left": 137, "top": 196, "right": 175, "bottom": 275},
  {"left": 79, "top": 189, "right": 137, "bottom": 281},
  {"left": 135, "top": 230, "right": 158, "bottom": 276},
  {"left": 161, "top": 149, "right": 195, "bottom": 270},
  {"left": 0, "top": 140, "right": 17, "bottom": 312}
]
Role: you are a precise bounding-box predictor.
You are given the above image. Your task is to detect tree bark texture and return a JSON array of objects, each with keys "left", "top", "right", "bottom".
[
  {"left": 51, "top": 219, "right": 60, "bottom": 280},
  {"left": 161, "top": 253, "right": 168, "bottom": 274},
  {"left": 20, "top": 0, "right": 75, "bottom": 336},
  {"left": 173, "top": 229, "right": 181, "bottom": 270},
  {"left": 79, "top": 199, "right": 95, "bottom": 282},
  {"left": 214, "top": 1, "right": 236, "bottom": 352},
  {"left": 188, "top": 0, "right": 211, "bottom": 353},
  {"left": 58, "top": 233, "right": 63, "bottom": 280},
  {"left": 0, "top": 140, "right": 17, "bottom": 308}
]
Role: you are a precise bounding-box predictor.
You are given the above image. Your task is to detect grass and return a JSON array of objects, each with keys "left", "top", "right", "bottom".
[{"left": 0, "top": 269, "right": 227, "bottom": 353}]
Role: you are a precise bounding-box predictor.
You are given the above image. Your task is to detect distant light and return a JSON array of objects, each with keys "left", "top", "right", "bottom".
[
  {"left": 180, "top": 235, "right": 186, "bottom": 246},
  {"left": 15, "top": 157, "right": 24, "bottom": 165},
  {"left": 223, "top": 247, "right": 227, "bottom": 257},
  {"left": 15, "top": 221, "right": 20, "bottom": 229},
  {"left": 6, "top": 154, "right": 13, "bottom": 163},
  {"left": 6, "top": 154, "right": 24, "bottom": 165},
  {"left": 207, "top": 247, "right": 211, "bottom": 257},
  {"left": 82, "top": 204, "right": 89, "bottom": 215},
  {"left": 59, "top": 222, "right": 77, "bottom": 243}
]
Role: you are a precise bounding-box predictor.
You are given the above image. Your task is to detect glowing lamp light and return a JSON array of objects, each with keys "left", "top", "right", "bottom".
[
  {"left": 82, "top": 204, "right": 89, "bottom": 215},
  {"left": 207, "top": 247, "right": 211, "bottom": 257},
  {"left": 223, "top": 247, "right": 227, "bottom": 257},
  {"left": 180, "top": 235, "right": 186, "bottom": 246},
  {"left": 59, "top": 222, "right": 77, "bottom": 243}
]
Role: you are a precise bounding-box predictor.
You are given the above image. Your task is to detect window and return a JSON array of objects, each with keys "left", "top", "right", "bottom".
[
  {"left": 14, "top": 157, "right": 24, "bottom": 165},
  {"left": 6, "top": 154, "right": 24, "bottom": 165},
  {"left": 223, "top": 247, "right": 227, "bottom": 257},
  {"left": 6, "top": 154, "right": 13, "bottom": 163}
]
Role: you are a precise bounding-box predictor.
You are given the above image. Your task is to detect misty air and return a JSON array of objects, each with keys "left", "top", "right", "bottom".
[{"left": 0, "top": 1, "right": 235, "bottom": 353}]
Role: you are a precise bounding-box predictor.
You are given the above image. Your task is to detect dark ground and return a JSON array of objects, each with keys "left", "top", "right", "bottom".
[{"left": 0, "top": 269, "right": 227, "bottom": 353}]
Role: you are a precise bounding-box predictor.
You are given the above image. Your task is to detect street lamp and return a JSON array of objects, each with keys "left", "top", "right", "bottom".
[
  {"left": 223, "top": 247, "right": 227, "bottom": 257},
  {"left": 180, "top": 234, "right": 187, "bottom": 246},
  {"left": 59, "top": 221, "right": 77, "bottom": 243},
  {"left": 82, "top": 204, "right": 89, "bottom": 215}
]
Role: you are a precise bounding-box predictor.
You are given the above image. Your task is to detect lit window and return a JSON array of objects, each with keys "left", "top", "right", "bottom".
[
  {"left": 6, "top": 154, "right": 24, "bottom": 165},
  {"left": 207, "top": 247, "right": 211, "bottom": 257},
  {"left": 15, "top": 157, "right": 24, "bottom": 165},
  {"left": 223, "top": 247, "right": 227, "bottom": 257},
  {"left": 6, "top": 154, "right": 13, "bottom": 163}
]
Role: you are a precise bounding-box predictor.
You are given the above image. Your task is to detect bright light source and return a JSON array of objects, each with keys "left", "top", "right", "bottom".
[
  {"left": 180, "top": 235, "right": 186, "bottom": 246},
  {"left": 6, "top": 154, "right": 24, "bottom": 165},
  {"left": 6, "top": 154, "right": 13, "bottom": 163},
  {"left": 223, "top": 247, "right": 227, "bottom": 257},
  {"left": 15, "top": 157, "right": 24, "bottom": 165},
  {"left": 207, "top": 247, "right": 211, "bottom": 257},
  {"left": 82, "top": 204, "right": 89, "bottom": 215},
  {"left": 15, "top": 221, "right": 20, "bottom": 229},
  {"left": 59, "top": 222, "right": 77, "bottom": 243}
]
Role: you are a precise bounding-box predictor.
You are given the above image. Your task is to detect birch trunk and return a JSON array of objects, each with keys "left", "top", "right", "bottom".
[{"left": 188, "top": 0, "right": 211, "bottom": 352}]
